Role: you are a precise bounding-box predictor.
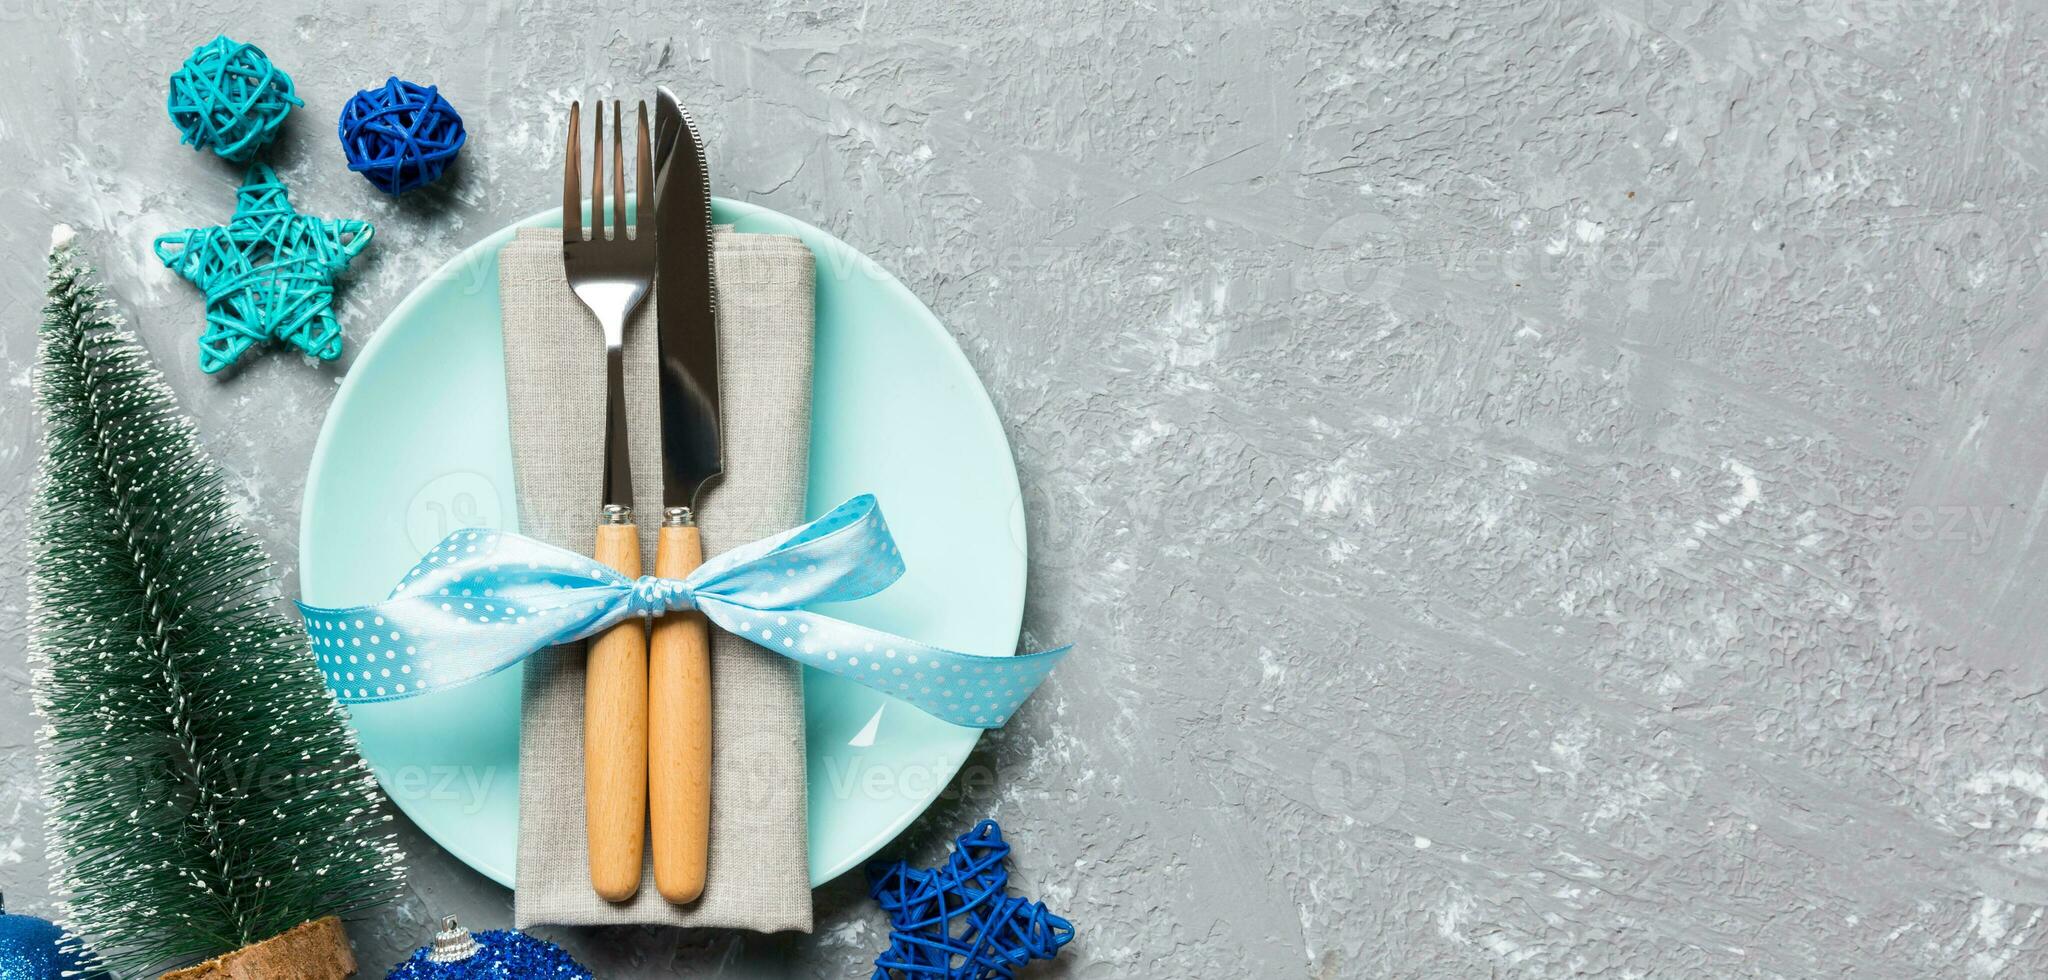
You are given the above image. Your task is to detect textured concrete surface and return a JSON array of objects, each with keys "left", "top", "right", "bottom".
[{"left": 2, "top": 0, "right": 2047, "bottom": 976}]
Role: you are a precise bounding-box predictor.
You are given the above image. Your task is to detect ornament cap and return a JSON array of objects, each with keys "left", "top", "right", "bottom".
[{"left": 425, "top": 915, "right": 480, "bottom": 964}]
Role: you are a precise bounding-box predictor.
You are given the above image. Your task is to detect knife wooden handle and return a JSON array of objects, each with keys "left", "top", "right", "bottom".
[
  {"left": 586, "top": 520, "right": 647, "bottom": 903},
  {"left": 650, "top": 522, "right": 712, "bottom": 904}
]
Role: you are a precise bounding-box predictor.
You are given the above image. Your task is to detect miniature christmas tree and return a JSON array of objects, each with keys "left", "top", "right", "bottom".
[{"left": 29, "top": 232, "right": 404, "bottom": 977}]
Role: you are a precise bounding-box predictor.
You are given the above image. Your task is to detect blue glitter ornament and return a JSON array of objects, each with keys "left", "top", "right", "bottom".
[
  {"left": 339, "top": 78, "right": 467, "bottom": 195},
  {"left": 866, "top": 821, "right": 1075, "bottom": 980},
  {"left": 166, "top": 35, "right": 301, "bottom": 162},
  {"left": 0, "top": 894, "right": 107, "bottom": 980},
  {"left": 385, "top": 916, "right": 592, "bottom": 980}
]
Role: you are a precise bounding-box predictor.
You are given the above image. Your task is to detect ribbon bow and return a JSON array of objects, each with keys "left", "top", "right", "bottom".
[{"left": 297, "top": 496, "right": 1068, "bottom": 729}]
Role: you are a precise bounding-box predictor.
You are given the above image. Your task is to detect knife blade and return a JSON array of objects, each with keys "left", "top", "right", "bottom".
[
  {"left": 654, "top": 88, "right": 723, "bottom": 513},
  {"left": 648, "top": 86, "right": 719, "bottom": 906}
]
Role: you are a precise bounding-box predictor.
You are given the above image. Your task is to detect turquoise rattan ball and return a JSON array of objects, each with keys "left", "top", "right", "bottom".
[{"left": 167, "top": 36, "right": 302, "bottom": 162}]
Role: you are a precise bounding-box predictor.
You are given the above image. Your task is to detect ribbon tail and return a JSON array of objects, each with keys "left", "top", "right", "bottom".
[
  {"left": 298, "top": 584, "right": 640, "bottom": 705},
  {"left": 699, "top": 598, "right": 1068, "bottom": 729}
]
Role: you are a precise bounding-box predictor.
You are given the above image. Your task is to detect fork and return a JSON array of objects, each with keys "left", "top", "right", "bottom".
[{"left": 563, "top": 97, "right": 656, "bottom": 903}]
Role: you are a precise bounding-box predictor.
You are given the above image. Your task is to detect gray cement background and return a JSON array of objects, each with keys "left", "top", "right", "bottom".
[{"left": 1, "top": 0, "right": 2045, "bottom": 976}]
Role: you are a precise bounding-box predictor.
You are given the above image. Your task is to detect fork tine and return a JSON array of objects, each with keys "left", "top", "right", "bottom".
[
  {"left": 563, "top": 101, "right": 582, "bottom": 243},
  {"left": 611, "top": 101, "right": 627, "bottom": 240},
  {"left": 592, "top": 99, "right": 607, "bottom": 240},
  {"left": 634, "top": 101, "right": 652, "bottom": 239}
]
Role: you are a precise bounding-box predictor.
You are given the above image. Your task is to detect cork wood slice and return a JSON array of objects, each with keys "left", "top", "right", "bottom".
[
  {"left": 300, "top": 198, "right": 1029, "bottom": 888},
  {"left": 160, "top": 917, "right": 355, "bottom": 980}
]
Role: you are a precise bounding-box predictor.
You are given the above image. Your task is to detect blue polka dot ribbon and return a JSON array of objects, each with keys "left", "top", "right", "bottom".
[{"left": 296, "top": 496, "right": 1069, "bottom": 729}]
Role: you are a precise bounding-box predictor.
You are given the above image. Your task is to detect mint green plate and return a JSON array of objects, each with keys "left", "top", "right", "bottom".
[{"left": 299, "top": 199, "right": 1026, "bottom": 888}]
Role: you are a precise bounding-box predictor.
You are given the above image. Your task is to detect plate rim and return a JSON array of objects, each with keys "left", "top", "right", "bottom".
[{"left": 300, "top": 197, "right": 1025, "bottom": 888}]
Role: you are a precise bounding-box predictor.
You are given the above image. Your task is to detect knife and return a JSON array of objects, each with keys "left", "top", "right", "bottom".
[{"left": 648, "top": 87, "right": 721, "bottom": 905}]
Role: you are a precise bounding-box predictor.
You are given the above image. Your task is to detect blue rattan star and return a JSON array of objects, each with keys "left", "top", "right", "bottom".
[
  {"left": 154, "top": 164, "right": 373, "bottom": 373},
  {"left": 865, "top": 821, "right": 1075, "bottom": 980}
]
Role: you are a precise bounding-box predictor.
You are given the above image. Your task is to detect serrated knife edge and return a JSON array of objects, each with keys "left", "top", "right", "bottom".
[{"left": 653, "top": 87, "right": 723, "bottom": 513}]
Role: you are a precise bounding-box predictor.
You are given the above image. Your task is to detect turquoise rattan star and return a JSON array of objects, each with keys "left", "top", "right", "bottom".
[{"left": 154, "top": 164, "right": 373, "bottom": 373}]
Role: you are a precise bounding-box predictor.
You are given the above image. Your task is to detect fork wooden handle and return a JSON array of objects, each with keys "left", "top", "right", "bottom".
[
  {"left": 650, "top": 523, "right": 712, "bottom": 903},
  {"left": 585, "top": 520, "right": 647, "bottom": 902}
]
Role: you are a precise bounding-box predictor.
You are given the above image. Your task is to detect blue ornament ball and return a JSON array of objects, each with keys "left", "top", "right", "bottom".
[
  {"left": 339, "top": 78, "right": 467, "bottom": 195},
  {"left": 0, "top": 895, "right": 107, "bottom": 980},
  {"left": 386, "top": 917, "right": 591, "bottom": 980},
  {"left": 166, "top": 35, "right": 301, "bottom": 162}
]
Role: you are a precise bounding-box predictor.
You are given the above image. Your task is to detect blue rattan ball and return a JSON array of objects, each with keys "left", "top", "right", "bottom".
[
  {"left": 166, "top": 35, "right": 301, "bottom": 162},
  {"left": 339, "top": 77, "right": 467, "bottom": 195}
]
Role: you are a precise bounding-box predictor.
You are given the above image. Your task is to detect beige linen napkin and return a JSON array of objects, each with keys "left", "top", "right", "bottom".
[{"left": 500, "top": 226, "right": 814, "bottom": 931}]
